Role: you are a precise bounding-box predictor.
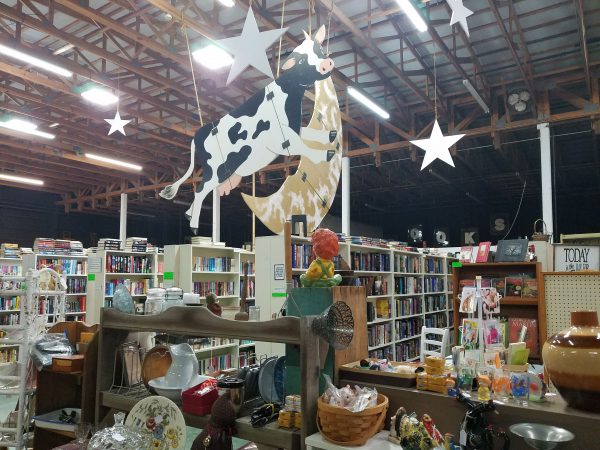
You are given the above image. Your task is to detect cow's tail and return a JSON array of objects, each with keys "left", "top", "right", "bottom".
[{"left": 160, "top": 140, "right": 196, "bottom": 200}]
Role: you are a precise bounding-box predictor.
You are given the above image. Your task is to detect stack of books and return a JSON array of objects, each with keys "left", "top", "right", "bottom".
[
  {"left": 0, "top": 243, "right": 20, "bottom": 259},
  {"left": 33, "top": 238, "right": 55, "bottom": 254},
  {"left": 69, "top": 241, "right": 84, "bottom": 255},
  {"left": 191, "top": 236, "right": 212, "bottom": 246},
  {"left": 98, "top": 238, "right": 122, "bottom": 251},
  {"left": 348, "top": 236, "right": 389, "bottom": 248},
  {"left": 125, "top": 237, "right": 147, "bottom": 253}
]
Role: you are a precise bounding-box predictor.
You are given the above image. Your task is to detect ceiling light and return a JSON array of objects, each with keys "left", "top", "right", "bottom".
[
  {"left": 48, "top": 122, "right": 60, "bottom": 128},
  {"left": 0, "top": 44, "right": 73, "bottom": 77},
  {"left": 347, "top": 87, "right": 390, "bottom": 119},
  {"left": 462, "top": 79, "right": 489, "bottom": 114},
  {"left": 53, "top": 43, "right": 75, "bottom": 56},
  {"left": 85, "top": 153, "right": 142, "bottom": 171},
  {"left": 0, "top": 173, "right": 44, "bottom": 186},
  {"left": 396, "top": 0, "right": 428, "bottom": 32},
  {"left": 80, "top": 86, "right": 119, "bottom": 106},
  {"left": 218, "top": 0, "right": 235, "bottom": 6},
  {"left": 193, "top": 44, "right": 234, "bottom": 70},
  {"left": 0, "top": 118, "right": 55, "bottom": 139}
]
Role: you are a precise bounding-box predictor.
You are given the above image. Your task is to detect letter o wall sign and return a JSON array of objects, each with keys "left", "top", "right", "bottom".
[{"left": 554, "top": 245, "right": 600, "bottom": 271}]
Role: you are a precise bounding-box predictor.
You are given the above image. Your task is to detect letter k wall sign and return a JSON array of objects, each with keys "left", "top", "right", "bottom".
[{"left": 461, "top": 227, "right": 479, "bottom": 246}]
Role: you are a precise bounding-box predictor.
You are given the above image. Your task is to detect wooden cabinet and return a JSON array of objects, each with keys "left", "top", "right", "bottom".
[
  {"left": 33, "top": 321, "right": 98, "bottom": 450},
  {"left": 452, "top": 262, "right": 546, "bottom": 360}
]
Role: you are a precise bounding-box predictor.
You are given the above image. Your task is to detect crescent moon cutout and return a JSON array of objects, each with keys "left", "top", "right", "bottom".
[{"left": 242, "top": 77, "right": 342, "bottom": 235}]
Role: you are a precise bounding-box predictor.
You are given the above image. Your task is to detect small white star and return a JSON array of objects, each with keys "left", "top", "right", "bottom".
[
  {"left": 410, "top": 120, "right": 465, "bottom": 170},
  {"left": 104, "top": 111, "right": 131, "bottom": 136},
  {"left": 447, "top": 0, "right": 474, "bottom": 37},
  {"left": 215, "top": 7, "right": 288, "bottom": 85}
]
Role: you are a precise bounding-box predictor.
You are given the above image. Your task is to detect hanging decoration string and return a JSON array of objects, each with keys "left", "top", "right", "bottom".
[
  {"left": 182, "top": 21, "right": 204, "bottom": 127},
  {"left": 276, "top": 0, "right": 287, "bottom": 77},
  {"left": 326, "top": 0, "right": 333, "bottom": 55},
  {"left": 308, "top": 0, "right": 313, "bottom": 35},
  {"left": 433, "top": 41, "right": 437, "bottom": 121}
]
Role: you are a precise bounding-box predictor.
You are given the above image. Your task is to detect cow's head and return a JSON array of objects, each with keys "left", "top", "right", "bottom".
[{"left": 281, "top": 25, "right": 334, "bottom": 86}]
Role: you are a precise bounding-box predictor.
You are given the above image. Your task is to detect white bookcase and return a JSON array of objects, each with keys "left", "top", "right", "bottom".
[
  {"left": 22, "top": 253, "right": 88, "bottom": 323},
  {"left": 86, "top": 250, "right": 157, "bottom": 324},
  {"left": 255, "top": 235, "right": 455, "bottom": 361}
]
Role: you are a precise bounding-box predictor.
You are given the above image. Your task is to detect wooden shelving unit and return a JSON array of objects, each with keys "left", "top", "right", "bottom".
[{"left": 452, "top": 261, "right": 546, "bottom": 360}]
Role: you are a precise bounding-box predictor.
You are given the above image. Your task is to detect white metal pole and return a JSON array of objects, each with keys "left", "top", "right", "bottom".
[
  {"left": 119, "top": 193, "right": 127, "bottom": 249},
  {"left": 538, "top": 123, "right": 554, "bottom": 242},
  {"left": 212, "top": 188, "right": 220, "bottom": 243},
  {"left": 342, "top": 156, "right": 350, "bottom": 236}
]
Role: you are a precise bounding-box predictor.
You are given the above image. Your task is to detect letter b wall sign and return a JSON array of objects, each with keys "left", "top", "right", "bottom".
[
  {"left": 461, "top": 228, "right": 479, "bottom": 246},
  {"left": 554, "top": 245, "right": 600, "bottom": 271}
]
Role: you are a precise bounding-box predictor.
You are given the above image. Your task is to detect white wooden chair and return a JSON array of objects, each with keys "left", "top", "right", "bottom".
[{"left": 420, "top": 326, "right": 449, "bottom": 362}]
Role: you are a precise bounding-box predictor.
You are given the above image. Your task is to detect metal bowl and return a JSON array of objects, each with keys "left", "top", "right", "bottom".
[{"left": 509, "top": 423, "right": 575, "bottom": 450}]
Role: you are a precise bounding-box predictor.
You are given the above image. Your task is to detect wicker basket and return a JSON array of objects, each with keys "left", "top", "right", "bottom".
[
  {"left": 317, "top": 393, "right": 389, "bottom": 446},
  {"left": 532, "top": 218, "right": 551, "bottom": 242}
]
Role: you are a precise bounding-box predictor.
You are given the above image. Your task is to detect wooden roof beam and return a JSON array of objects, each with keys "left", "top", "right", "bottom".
[{"left": 574, "top": 0, "right": 592, "bottom": 96}]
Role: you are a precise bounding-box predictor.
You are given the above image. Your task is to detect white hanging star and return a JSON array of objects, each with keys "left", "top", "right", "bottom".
[
  {"left": 410, "top": 120, "right": 465, "bottom": 170},
  {"left": 215, "top": 7, "right": 288, "bottom": 85},
  {"left": 447, "top": 0, "right": 474, "bottom": 37},
  {"left": 104, "top": 111, "right": 131, "bottom": 136}
]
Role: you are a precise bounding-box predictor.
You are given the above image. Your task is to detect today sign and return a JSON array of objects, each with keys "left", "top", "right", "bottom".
[{"left": 554, "top": 245, "right": 600, "bottom": 271}]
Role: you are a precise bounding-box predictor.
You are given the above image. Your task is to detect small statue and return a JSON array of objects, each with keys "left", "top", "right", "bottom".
[
  {"left": 191, "top": 393, "right": 236, "bottom": 450},
  {"left": 205, "top": 292, "right": 222, "bottom": 316},
  {"left": 300, "top": 228, "right": 342, "bottom": 287}
]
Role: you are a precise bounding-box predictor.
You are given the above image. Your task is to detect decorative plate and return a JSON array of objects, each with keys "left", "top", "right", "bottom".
[{"left": 125, "top": 395, "right": 186, "bottom": 450}]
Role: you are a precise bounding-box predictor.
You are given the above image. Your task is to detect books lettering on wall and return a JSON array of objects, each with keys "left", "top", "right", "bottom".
[
  {"left": 476, "top": 242, "right": 492, "bottom": 263},
  {"left": 459, "top": 287, "right": 476, "bottom": 313},
  {"left": 508, "top": 317, "right": 539, "bottom": 355},
  {"left": 504, "top": 275, "right": 523, "bottom": 297}
]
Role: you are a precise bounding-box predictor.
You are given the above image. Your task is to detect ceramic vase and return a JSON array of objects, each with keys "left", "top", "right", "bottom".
[
  {"left": 542, "top": 310, "right": 600, "bottom": 412},
  {"left": 164, "top": 343, "right": 199, "bottom": 388}
]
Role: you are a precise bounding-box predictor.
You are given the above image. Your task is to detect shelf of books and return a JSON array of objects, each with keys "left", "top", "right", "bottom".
[
  {"left": 86, "top": 249, "right": 157, "bottom": 323},
  {"left": 22, "top": 252, "right": 88, "bottom": 322},
  {"left": 452, "top": 262, "right": 545, "bottom": 362}
]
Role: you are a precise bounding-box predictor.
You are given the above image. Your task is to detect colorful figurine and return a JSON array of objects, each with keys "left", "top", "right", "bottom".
[
  {"left": 205, "top": 292, "right": 222, "bottom": 316},
  {"left": 300, "top": 228, "right": 342, "bottom": 287}
]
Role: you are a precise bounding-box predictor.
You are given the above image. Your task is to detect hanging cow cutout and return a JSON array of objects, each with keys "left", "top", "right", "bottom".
[{"left": 161, "top": 25, "right": 339, "bottom": 233}]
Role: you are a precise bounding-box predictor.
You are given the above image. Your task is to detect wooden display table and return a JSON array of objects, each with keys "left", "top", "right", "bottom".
[{"left": 305, "top": 431, "right": 393, "bottom": 450}]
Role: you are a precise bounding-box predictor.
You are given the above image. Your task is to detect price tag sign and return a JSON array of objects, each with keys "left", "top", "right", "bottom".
[
  {"left": 163, "top": 272, "right": 174, "bottom": 280},
  {"left": 452, "top": 261, "right": 463, "bottom": 268},
  {"left": 87, "top": 274, "right": 96, "bottom": 281}
]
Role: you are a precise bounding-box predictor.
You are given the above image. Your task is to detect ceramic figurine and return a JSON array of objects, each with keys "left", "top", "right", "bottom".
[
  {"left": 300, "top": 228, "right": 342, "bottom": 287},
  {"left": 477, "top": 374, "right": 491, "bottom": 401},
  {"left": 191, "top": 393, "right": 236, "bottom": 450},
  {"left": 205, "top": 292, "right": 222, "bottom": 316},
  {"left": 165, "top": 343, "right": 199, "bottom": 389}
]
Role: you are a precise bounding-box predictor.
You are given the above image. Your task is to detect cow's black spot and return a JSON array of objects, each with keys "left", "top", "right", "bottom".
[
  {"left": 230, "top": 88, "right": 265, "bottom": 119},
  {"left": 217, "top": 145, "right": 252, "bottom": 183},
  {"left": 228, "top": 122, "right": 247, "bottom": 145},
  {"left": 192, "top": 120, "right": 216, "bottom": 191},
  {"left": 252, "top": 120, "right": 270, "bottom": 139}
]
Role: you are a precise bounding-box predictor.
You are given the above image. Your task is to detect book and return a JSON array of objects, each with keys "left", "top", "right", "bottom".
[
  {"left": 508, "top": 317, "right": 539, "bottom": 356},
  {"left": 459, "top": 287, "right": 476, "bottom": 313},
  {"left": 522, "top": 278, "right": 538, "bottom": 298},
  {"left": 491, "top": 278, "right": 505, "bottom": 297},
  {"left": 375, "top": 298, "right": 390, "bottom": 319},
  {"left": 504, "top": 276, "right": 523, "bottom": 297},
  {"left": 459, "top": 246, "right": 474, "bottom": 263},
  {"left": 476, "top": 242, "right": 491, "bottom": 263},
  {"left": 459, "top": 279, "right": 475, "bottom": 289},
  {"left": 461, "top": 318, "right": 480, "bottom": 350}
]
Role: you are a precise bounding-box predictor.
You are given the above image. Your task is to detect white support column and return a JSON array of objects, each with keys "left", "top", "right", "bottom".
[
  {"left": 341, "top": 156, "right": 350, "bottom": 236},
  {"left": 212, "top": 188, "right": 220, "bottom": 243},
  {"left": 538, "top": 122, "right": 554, "bottom": 241},
  {"left": 119, "top": 193, "right": 127, "bottom": 249}
]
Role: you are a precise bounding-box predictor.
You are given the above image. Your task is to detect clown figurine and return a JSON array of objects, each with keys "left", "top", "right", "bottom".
[{"left": 300, "top": 228, "right": 342, "bottom": 287}]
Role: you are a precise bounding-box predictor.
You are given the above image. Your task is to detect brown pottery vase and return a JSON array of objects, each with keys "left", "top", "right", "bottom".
[{"left": 542, "top": 310, "right": 600, "bottom": 412}]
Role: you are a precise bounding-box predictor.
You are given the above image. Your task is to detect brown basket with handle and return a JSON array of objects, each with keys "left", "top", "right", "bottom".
[
  {"left": 317, "top": 393, "right": 389, "bottom": 446},
  {"left": 531, "top": 218, "right": 551, "bottom": 242}
]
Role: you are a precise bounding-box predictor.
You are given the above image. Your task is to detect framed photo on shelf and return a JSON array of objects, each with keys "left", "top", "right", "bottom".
[
  {"left": 476, "top": 241, "right": 492, "bottom": 263},
  {"left": 495, "top": 239, "right": 528, "bottom": 262}
]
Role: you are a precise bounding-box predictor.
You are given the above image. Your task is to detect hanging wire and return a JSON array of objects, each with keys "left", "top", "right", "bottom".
[
  {"left": 433, "top": 41, "right": 437, "bottom": 121},
  {"left": 326, "top": 0, "right": 333, "bottom": 55},
  {"left": 182, "top": 21, "right": 204, "bottom": 127},
  {"left": 276, "top": 0, "right": 287, "bottom": 78}
]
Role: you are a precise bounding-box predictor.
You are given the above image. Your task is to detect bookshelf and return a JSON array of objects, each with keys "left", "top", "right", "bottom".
[
  {"left": 22, "top": 253, "right": 88, "bottom": 323},
  {"left": 451, "top": 262, "right": 546, "bottom": 361},
  {"left": 256, "top": 235, "right": 455, "bottom": 362},
  {"left": 86, "top": 250, "right": 157, "bottom": 323},
  {"left": 156, "top": 251, "right": 164, "bottom": 288}
]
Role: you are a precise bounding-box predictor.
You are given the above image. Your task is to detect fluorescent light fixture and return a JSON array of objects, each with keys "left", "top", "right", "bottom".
[
  {"left": 218, "top": 0, "right": 235, "bottom": 6},
  {"left": 48, "top": 122, "right": 60, "bottom": 128},
  {"left": 396, "top": 0, "right": 428, "bottom": 32},
  {"left": 80, "top": 86, "right": 119, "bottom": 106},
  {"left": 193, "top": 44, "right": 234, "bottom": 70},
  {"left": 85, "top": 153, "right": 142, "bottom": 171},
  {"left": 53, "top": 43, "right": 75, "bottom": 55},
  {"left": 0, "top": 173, "right": 44, "bottom": 186},
  {"left": 462, "top": 79, "right": 490, "bottom": 114},
  {"left": 0, "top": 118, "right": 55, "bottom": 139},
  {"left": 429, "top": 169, "right": 450, "bottom": 185},
  {"left": 347, "top": 87, "right": 390, "bottom": 119},
  {"left": 0, "top": 44, "right": 73, "bottom": 77}
]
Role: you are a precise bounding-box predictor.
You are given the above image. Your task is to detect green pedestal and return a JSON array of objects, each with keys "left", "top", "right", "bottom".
[{"left": 285, "top": 287, "right": 334, "bottom": 396}]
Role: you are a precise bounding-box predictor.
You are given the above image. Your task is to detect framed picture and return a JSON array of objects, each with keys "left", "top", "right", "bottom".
[{"left": 495, "top": 239, "right": 529, "bottom": 262}]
